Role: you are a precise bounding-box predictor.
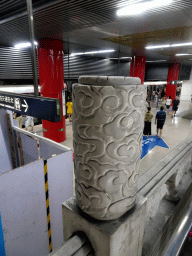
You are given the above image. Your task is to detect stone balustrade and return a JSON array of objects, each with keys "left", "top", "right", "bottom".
[
  {"left": 138, "top": 136, "right": 192, "bottom": 220},
  {"left": 51, "top": 76, "right": 192, "bottom": 256},
  {"left": 50, "top": 135, "right": 192, "bottom": 256}
]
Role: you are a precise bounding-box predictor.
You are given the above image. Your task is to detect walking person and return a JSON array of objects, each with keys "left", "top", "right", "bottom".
[
  {"left": 66, "top": 98, "right": 73, "bottom": 122},
  {"left": 152, "top": 90, "right": 155, "bottom": 101},
  {"left": 166, "top": 96, "right": 172, "bottom": 115},
  {"left": 25, "top": 116, "right": 34, "bottom": 132},
  {"left": 172, "top": 96, "right": 180, "bottom": 117},
  {"left": 143, "top": 107, "right": 153, "bottom": 138},
  {"left": 154, "top": 92, "right": 159, "bottom": 109},
  {"left": 155, "top": 106, "right": 166, "bottom": 139}
]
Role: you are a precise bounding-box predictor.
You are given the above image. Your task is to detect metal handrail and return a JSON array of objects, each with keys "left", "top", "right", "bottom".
[
  {"left": 13, "top": 126, "right": 71, "bottom": 152},
  {"left": 162, "top": 200, "right": 192, "bottom": 256}
]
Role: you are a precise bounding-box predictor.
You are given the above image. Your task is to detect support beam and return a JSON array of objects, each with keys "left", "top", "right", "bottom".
[{"left": 26, "top": 0, "right": 38, "bottom": 97}]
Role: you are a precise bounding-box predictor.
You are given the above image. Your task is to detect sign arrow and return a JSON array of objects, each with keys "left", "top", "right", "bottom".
[
  {"left": 141, "top": 136, "right": 169, "bottom": 159},
  {"left": 22, "top": 99, "right": 28, "bottom": 112},
  {"left": 0, "top": 91, "right": 61, "bottom": 122}
]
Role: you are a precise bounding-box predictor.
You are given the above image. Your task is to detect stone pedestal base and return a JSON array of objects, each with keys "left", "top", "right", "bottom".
[{"left": 62, "top": 196, "right": 147, "bottom": 256}]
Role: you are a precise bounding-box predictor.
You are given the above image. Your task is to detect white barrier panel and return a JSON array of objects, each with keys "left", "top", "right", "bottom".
[
  {"left": 39, "top": 140, "right": 65, "bottom": 159},
  {"left": 47, "top": 151, "right": 73, "bottom": 250},
  {"left": 0, "top": 159, "right": 49, "bottom": 256},
  {"left": 20, "top": 133, "right": 38, "bottom": 165},
  {"left": 0, "top": 109, "right": 13, "bottom": 174}
]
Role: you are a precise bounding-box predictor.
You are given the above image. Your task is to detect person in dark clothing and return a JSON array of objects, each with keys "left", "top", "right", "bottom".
[
  {"left": 143, "top": 107, "right": 153, "bottom": 138},
  {"left": 155, "top": 106, "right": 166, "bottom": 139},
  {"left": 172, "top": 96, "right": 180, "bottom": 117}
]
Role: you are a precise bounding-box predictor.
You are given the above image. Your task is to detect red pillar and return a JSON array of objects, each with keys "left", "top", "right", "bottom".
[
  {"left": 166, "top": 63, "right": 180, "bottom": 100},
  {"left": 130, "top": 56, "right": 146, "bottom": 84},
  {"left": 38, "top": 39, "right": 66, "bottom": 142}
]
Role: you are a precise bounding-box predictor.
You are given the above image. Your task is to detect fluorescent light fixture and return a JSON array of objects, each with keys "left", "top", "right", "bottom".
[
  {"left": 117, "top": 0, "right": 172, "bottom": 17},
  {"left": 146, "top": 42, "right": 192, "bottom": 50},
  {"left": 175, "top": 53, "right": 192, "bottom": 56},
  {"left": 15, "top": 41, "right": 38, "bottom": 49},
  {"left": 120, "top": 57, "right": 132, "bottom": 59},
  {"left": 144, "top": 81, "right": 167, "bottom": 86},
  {"left": 70, "top": 49, "right": 115, "bottom": 56},
  {"left": 171, "top": 42, "right": 192, "bottom": 47},
  {"left": 108, "top": 57, "right": 132, "bottom": 60},
  {"left": 146, "top": 45, "right": 170, "bottom": 49},
  {"left": 146, "top": 60, "right": 167, "bottom": 62},
  {"left": 0, "top": 86, "right": 40, "bottom": 93}
]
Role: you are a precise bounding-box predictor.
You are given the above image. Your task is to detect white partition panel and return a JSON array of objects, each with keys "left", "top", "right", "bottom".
[
  {"left": 20, "top": 133, "right": 38, "bottom": 165},
  {"left": 39, "top": 140, "right": 65, "bottom": 159},
  {"left": 47, "top": 151, "right": 73, "bottom": 250},
  {"left": 0, "top": 160, "right": 49, "bottom": 256}
]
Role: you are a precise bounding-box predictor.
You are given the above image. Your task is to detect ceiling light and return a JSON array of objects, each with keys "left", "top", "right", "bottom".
[
  {"left": 15, "top": 41, "right": 38, "bottom": 49},
  {"left": 146, "top": 60, "right": 167, "bottom": 62},
  {"left": 171, "top": 42, "right": 192, "bottom": 47},
  {"left": 144, "top": 81, "right": 167, "bottom": 85},
  {"left": 175, "top": 53, "right": 192, "bottom": 56},
  {"left": 117, "top": 0, "right": 172, "bottom": 17},
  {"left": 146, "top": 41, "right": 192, "bottom": 50},
  {"left": 70, "top": 49, "right": 115, "bottom": 56},
  {"left": 146, "top": 45, "right": 170, "bottom": 49},
  {"left": 108, "top": 57, "right": 132, "bottom": 60},
  {"left": 120, "top": 57, "right": 132, "bottom": 59}
]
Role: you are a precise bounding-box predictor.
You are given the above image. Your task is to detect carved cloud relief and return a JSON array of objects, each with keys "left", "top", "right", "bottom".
[{"left": 73, "top": 80, "right": 146, "bottom": 220}]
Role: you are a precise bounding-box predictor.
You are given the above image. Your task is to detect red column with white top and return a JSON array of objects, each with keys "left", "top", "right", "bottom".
[
  {"left": 166, "top": 63, "right": 180, "bottom": 100},
  {"left": 130, "top": 56, "right": 146, "bottom": 84},
  {"left": 38, "top": 39, "right": 66, "bottom": 142}
]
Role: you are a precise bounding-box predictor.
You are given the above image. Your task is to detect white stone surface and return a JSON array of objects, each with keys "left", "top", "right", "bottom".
[
  {"left": 78, "top": 75, "right": 141, "bottom": 86},
  {"left": 139, "top": 137, "right": 192, "bottom": 218},
  {"left": 62, "top": 196, "right": 147, "bottom": 256},
  {"left": 72, "top": 76, "right": 146, "bottom": 220},
  {"left": 146, "top": 184, "right": 167, "bottom": 219}
]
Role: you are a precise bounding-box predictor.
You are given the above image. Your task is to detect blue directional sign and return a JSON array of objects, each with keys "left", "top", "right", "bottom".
[
  {"left": 141, "top": 136, "right": 169, "bottom": 159},
  {"left": 0, "top": 92, "right": 61, "bottom": 122}
]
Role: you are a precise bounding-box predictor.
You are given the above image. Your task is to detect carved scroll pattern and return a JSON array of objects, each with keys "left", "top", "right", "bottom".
[{"left": 73, "top": 83, "right": 146, "bottom": 220}]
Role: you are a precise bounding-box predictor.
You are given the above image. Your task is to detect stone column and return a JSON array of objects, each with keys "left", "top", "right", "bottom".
[{"left": 72, "top": 76, "right": 146, "bottom": 220}]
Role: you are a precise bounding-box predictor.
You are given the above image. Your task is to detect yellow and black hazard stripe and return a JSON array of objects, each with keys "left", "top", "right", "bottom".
[{"left": 44, "top": 159, "right": 52, "bottom": 253}]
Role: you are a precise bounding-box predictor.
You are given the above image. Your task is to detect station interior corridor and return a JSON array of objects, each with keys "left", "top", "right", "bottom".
[
  {"left": 30, "top": 99, "right": 192, "bottom": 177},
  {"left": 16, "top": 98, "right": 192, "bottom": 255},
  {"left": 1, "top": 0, "right": 192, "bottom": 255}
]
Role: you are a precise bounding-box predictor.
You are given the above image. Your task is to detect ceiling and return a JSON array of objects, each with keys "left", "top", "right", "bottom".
[{"left": 1, "top": 0, "right": 192, "bottom": 65}]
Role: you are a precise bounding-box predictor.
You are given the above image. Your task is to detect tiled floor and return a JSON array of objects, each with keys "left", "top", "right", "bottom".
[
  {"left": 140, "top": 100, "right": 192, "bottom": 175},
  {"left": 31, "top": 100, "right": 192, "bottom": 176}
]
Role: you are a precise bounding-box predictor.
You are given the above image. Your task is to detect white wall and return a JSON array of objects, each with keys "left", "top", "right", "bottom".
[{"left": 180, "top": 67, "right": 192, "bottom": 101}]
